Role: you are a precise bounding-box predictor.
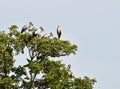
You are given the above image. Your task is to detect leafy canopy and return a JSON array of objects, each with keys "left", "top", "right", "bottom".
[{"left": 0, "top": 25, "right": 96, "bottom": 89}]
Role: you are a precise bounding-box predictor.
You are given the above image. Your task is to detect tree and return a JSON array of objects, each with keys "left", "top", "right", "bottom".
[{"left": 0, "top": 24, "right": 96, "bottom": 89}]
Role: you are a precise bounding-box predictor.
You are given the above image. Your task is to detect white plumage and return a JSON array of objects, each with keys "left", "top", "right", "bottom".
[
  {"left": 42, "top": 32, "right": 53, "bottom": 38},
  {"left": 21, "top": 22, "right": 33, "bottom": 33},
  {"left": 33, "top": 26, "right": 44, "bottom": 37}
]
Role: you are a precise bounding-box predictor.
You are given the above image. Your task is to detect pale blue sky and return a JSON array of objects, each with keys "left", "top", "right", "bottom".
[{"left": 0, "top": 0, "right": 120, "bottom": 89}]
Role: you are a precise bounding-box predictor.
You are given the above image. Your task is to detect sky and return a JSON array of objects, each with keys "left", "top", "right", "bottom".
[{"left": 0, "top": 0, "right": 120, "bottom": 89}]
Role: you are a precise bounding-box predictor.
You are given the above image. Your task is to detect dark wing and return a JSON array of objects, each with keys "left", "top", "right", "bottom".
[
  {"left": 32, "top": 31, "right": 37, "bottom": 38},
  {"left": 57, "top": 30, "right": 61, "bottom": 39},
  {"left": 21, "top": 25, "right": 27, "bottom": 33}
]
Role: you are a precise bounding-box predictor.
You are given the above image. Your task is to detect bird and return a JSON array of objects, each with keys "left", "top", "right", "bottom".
[
  {"left": 21, "top": 22, "right": 33, "bottom": 33},
  {"left": 67, "top": 64, "right": 71, "bottom": 70},
  {"left": 42, "top": 32, "right": 53, "bottom": 38},
  {"left": 57, "top": 25, "right": 62, "bottom": 39},
  {"left": 33, "top": 26, "right": 44, "bottom": 37}
]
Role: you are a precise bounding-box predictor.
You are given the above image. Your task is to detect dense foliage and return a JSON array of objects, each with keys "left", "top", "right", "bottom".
[{"left": 0, "top": 25, "right": 96, "bottom": 89}]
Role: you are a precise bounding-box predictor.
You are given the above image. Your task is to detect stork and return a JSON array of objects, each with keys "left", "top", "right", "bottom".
[
  {"left": 67, "top": 64, "right": 71, "bottom": 70},
  {"left": 33, "top": 26, "right": 44, "bottom": 37},
  {"left": 42, "top": 32, "right": 53, "bottom": 38},
  {"left": 21, "top": 22, "right": 33, "bottom": 33},
  {"left": 57, "top": 25, "right": 62, "bottom": 39}
]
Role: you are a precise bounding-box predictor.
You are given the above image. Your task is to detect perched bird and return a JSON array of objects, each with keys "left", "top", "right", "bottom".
[
  {"left": 33, "top": 26, "right": 44, "bottom": 37},
  {"left": 21, "top": 22, "right": 33, "bottom": 33},
  {"left": 67, "top": 64, "right": 71, "bottom": 70},
  {"left": 57, "top": 25, "right": 62, "bottom": 39},
  {"left": 42, "top": 32, "right": 53, "bottom": 38}
]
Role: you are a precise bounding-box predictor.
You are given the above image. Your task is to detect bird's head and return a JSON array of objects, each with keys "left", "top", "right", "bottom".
[
  {"left": 40, "top": 26, "right": 44, "bottom": 31},
  {"left": 58, "top": 25, "right": 60, "bottom": 28},
  {"left": 57, "top": 25, "right": 62, "bottom": 30},
  {"left": 58, "top": 25, "right": 61, "bottom": 28},
  {"left": 29, "top": 22, "right": 33, "bottom": 26},
  {"left": 50, "top": 32, "right": 53, "bottom": 37}
]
